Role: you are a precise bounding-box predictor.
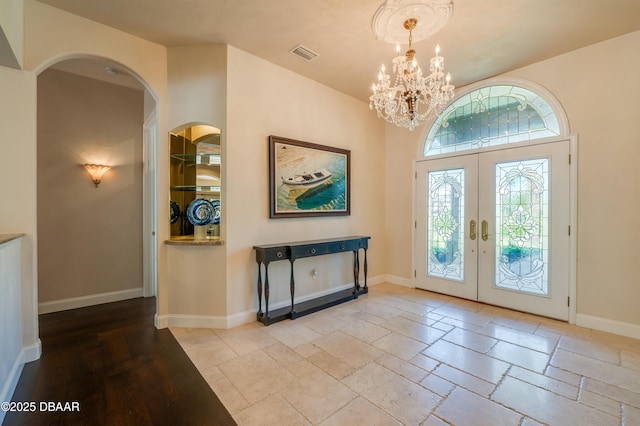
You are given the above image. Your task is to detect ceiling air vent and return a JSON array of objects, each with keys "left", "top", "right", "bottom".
[{"left": 289, "top": 44, "right": 319, "bottom": 62}]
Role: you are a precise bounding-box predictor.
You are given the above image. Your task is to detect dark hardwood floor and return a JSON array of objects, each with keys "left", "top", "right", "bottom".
[{"left": 3, "top": 297, "right": 236, "bottom": 426}]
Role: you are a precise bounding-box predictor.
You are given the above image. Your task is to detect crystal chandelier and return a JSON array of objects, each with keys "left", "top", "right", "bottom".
[{"left": 369, "top": 18, "right": 455, "bottom": 131}]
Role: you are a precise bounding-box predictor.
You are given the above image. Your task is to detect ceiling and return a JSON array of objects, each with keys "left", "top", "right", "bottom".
[{"left": 38, "top": 0, "right": 640, "bottom": 102}]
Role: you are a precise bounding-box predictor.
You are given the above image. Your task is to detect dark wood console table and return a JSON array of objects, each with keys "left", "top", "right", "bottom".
[{"left": 253, "top": 236, "right": 370, "bottom": 325}]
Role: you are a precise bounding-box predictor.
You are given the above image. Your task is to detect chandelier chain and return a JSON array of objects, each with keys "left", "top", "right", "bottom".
[{"left": 408, "top": 27, "right": 413, "bottom": 49}]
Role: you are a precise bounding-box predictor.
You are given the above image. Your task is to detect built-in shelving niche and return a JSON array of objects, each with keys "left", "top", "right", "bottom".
[{"left": 169, "top": 124, "right": 222, "bottom": 242}]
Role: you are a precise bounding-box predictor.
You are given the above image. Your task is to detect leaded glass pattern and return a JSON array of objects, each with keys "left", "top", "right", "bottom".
[
  {"left": 495, "top": 159, "right": 549, "bottom": 295},
  {"left": 424, "top": 85, "right": 560, "bottom": 156},
  {"left": 427, "top": 169, "right": 464, "bottom": 281}
]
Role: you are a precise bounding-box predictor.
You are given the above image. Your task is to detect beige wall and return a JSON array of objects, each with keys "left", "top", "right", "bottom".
[
  {"left": 384, "top": 30, "right": 640, "bottom": 328},
  {"left": 0, "top": 0, "right": 23, "bottom": 68},
  {"left": 225, "top": 46, "right": 387, "bottom": 318},
  {"left": 167, "top": 45, "right": 227, "bottom": 132},
  {"left": 384, "top": 123, "right": 418, "bottom": 283},
  {"left": 506, "top": 30, "right": 640, "bottom": 325},
  {"left": 164, "top": 45, "right": 228, "bottom": 319},
  {"left": 1, "top": 0, "right": 638, "bottom": 350},
  {"left": 37, "top": 68, "right": 144, "bottom": 304},
  {"left": 162, "top": 45, "right": 386, "bottom": 325},
  {"left": 0, "top": 0, "right": 167, "bottom": 357},
  {"left": 22, "top": 0, "right": 169, "bottom": 323},
  {"left": 166, "top": 247, "right": 227, "bottom": 318},
  {"left": 0, "top": 64, "right": 38, "bottom": 350}
]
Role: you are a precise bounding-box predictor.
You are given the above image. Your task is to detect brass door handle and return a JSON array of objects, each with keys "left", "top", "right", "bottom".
[
  {"left": 481, "top": 220, "right": 489, "bottom": 241},
  {"left": 470, "top": 220, "right": 477, "bottom": 241}
]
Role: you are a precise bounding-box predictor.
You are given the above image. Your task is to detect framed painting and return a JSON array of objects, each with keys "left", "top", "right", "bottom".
[{"left": 269, "top": 135, "right": 350, "bottom": 218}]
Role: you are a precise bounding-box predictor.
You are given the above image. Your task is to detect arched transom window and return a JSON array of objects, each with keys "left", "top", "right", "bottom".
[{"left": 424, "top": 85, "right": 561, "bottom": 156}]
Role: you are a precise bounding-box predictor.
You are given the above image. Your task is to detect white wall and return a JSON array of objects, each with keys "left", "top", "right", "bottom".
[
  {"left": 384, "top": 30, "right": 640, "bottom": 334},
  {"left": 0, "top": 237, "right": 23, "bottom": 425}
]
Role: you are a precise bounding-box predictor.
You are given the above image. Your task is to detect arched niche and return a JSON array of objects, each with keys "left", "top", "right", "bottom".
[{"left": 169, "top": 123, "right": 222, "bottom": 242}]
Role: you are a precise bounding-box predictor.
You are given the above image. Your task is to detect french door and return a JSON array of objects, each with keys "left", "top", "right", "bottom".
[{"left": 415, "top": 141, "right": 571, "bottom": 320}]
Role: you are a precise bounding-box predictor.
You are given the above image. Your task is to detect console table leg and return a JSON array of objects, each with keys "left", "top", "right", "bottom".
[
  {"left": 264, "top": 263, "right": 270, "bottom": 322},
  {"left": 289, "top": 259, "right": 296, "bottom": 315},
  {"left": 257, "top": 262, "right": 263, "bottom": 319},
  {"left": 353, "top": 249, "right": 360, "bottom": 291},
  {"left": 363, "top": 248, "right": 368, "bottom": 290}
]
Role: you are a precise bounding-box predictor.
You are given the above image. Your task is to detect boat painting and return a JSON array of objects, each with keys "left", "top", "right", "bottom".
[
  {"left": 269, "top": 135, "right": 350, "bottom": 218},
  {"left": 281, "top": 169, "right": 332, "bottom": 189}
]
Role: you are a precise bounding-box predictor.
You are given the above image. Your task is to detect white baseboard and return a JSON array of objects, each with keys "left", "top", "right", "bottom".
[
  {"left": 155, "top": 314, "right": 228, "bottom": 329},
  {"left": 226, "top": 310, "right": 257, "bottom": 329},
  {"left": 267, "top": 276, "right": 386, "bottom": 311},
  {"left": 384, "top": 274, "right": 414, "bottom": 288},
  {"left": 155, "top": 313, "right": 168, "bottom": 329},
  {"left": 155, "top": 277, "right": 389, "bottom": 331},
  {"left": 366, "top": 274, "right": 386, "bottom": 286},
  {"left": 576, "top": 313, "right": 640, "bottom": 340},
  {"left": 0, "top": 357, "right": 23, "bottom": 424},
  {"left": 157, "top": 312, "right": 256, "bottom": 330},
  {"left": 267, "top": 283, "right": 351, "bottom": 311},
  {"left": 38, "top": 288, "right": 144, "bottom": 314},
  {"left": 0, "top": 339, "right": 42, "bottom": 424},
  {"left": 21, "top": 339, "right": 42, "bottom": 364}
]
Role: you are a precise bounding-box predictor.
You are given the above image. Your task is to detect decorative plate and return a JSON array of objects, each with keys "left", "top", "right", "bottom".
[
  {"left": 170, "top": 200, "right": 180, "bottom": 224},
  {"left": 186, "top": 198, "right": 214, "bottom": 226},
  {"left": 210, "top": 199, "right": 221, "bottom": 225}
]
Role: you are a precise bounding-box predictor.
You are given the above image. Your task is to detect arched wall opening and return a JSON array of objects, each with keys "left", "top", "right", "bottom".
[
  {"left": 413, "top": 77, "right": 577, "bottom": 322},
  {"left": 35, "top": 55, "right": 159, "bottom": 314}
]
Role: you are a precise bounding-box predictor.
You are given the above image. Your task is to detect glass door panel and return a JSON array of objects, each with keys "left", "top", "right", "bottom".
[
  {"left": 415, "top": 155, "right": 478, "bottom": 300},
  {"left": 416, "top": 140, "right": 571, "bottom": 320},
  {"left": 428, "top": 168, "right": 465, "bottom": 281},
  {"left": 477, "top": 141, "right": 570, "bottom": 320},
  {"left": 495, "top": 158, "right": 549, "bottom": 295}
]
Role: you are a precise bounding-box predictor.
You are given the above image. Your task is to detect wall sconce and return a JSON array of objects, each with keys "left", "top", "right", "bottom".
[{"left": 83, "top": 164, "right": 112, "bottom": 187}]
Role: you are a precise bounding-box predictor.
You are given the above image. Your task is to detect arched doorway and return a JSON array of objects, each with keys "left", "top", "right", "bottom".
[{"left": 36, "top": 56, "right": 158, "bottom": 313}]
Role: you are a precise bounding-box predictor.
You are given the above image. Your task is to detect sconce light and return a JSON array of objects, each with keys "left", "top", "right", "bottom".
[{"left": 83, "top": 164, "right": 112, "bottom": 187}]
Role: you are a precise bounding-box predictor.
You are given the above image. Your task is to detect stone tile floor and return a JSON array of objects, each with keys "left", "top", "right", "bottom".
[{"left": 171, "top": 283, "right": 640, "bottom": 425}]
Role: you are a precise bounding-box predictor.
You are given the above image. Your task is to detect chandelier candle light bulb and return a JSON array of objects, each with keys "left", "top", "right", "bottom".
[{"left": 369, "top": 18, "right": 455, "bottom": 130}]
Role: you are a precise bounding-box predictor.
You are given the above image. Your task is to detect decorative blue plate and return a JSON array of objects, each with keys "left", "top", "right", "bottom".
[
  {"left": 186, "top": 198, "right": 214, "bottom": 226},
  {"left": 170, "top": 200, "right": 180, "bottom": 224},
  {"left": 210, "top": 200, "right": 221, "bottom": 225}
]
